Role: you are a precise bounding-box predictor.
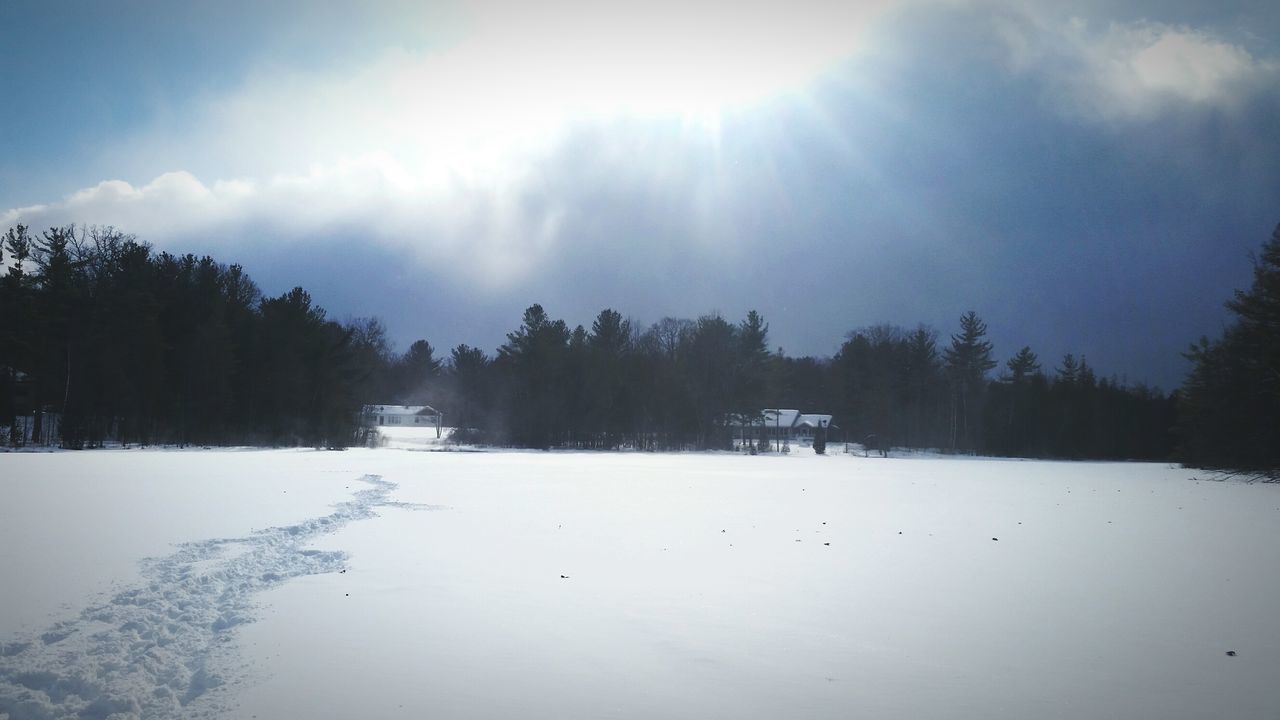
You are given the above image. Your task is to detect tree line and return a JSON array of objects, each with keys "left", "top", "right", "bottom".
[
  {"left": 1178, "top": 223, "right": 1280, "bottom": 477},
  {"left": 0, "top": 225, "right": 416, "bottom": 448},
  {"left": 388, "top": 305, "right": 1177, "bottom": 459},
  {"left": 3, "top": 221, "right": 1276, "bottom": 473}
]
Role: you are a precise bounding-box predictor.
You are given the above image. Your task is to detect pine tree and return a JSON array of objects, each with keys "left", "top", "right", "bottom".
[
  {"left": 586, "top": 309, "right": 633, "bottom": 448},
  {"left": 995, "top": 346, "right": 1042, "bottom": 456},
  {"left": 1181, "top": 223, "right": 1280, "bottom": 474},
  {"left": 902, "top": 326, "right": 942, "bottom": 448},
  {"left": 446, "top": 344, "right": 490, "bottom": 437},
  {"left": 943, "top": 311, "right": 996, "bottom": 451},
  {"left": 1226, "top": 223, "right": 1280, "bottom": 396},
  {"left": 398, "top": 339, "right": 442, "bottom": 403},
  {"left": 497, "top": 304, "right": 570, "bottom": 448},
  {"left": 737, "top": 310, "right": 771, "bottom": 417},
  {"left": 1056, "top": 353, "right": 1079, "bottom": 385},
  {"left": 1006, "top": 346, "right": 1040, "bottom": 382}
]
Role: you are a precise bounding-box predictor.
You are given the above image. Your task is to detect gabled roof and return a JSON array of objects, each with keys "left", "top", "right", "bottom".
[
  {"left": 365, "top": 404, "right": 440, "bottom": 416},
  {"left": 727, "top": 409, "right": 835, "bottom": 430},
  {"left": 762, "top": 409, "right": 801, "bottom": 428}
]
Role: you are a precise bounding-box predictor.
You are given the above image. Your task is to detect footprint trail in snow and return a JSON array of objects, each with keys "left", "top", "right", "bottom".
[{"left": 0, "top": 475, "right": 432, "bottom": 720}]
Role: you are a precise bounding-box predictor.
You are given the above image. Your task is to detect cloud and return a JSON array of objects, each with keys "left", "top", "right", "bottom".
[
  {"left": 994, "top": 10, "right": 1277, "bottom": 121},
  {"left": 4, "top": 0, "right": 895, "bottom": 292},
  {"left": 4, "top": 0, "right": 1276, "bottom": 389},
  {"left": 4, "top": 154, "right": 564, "bottom": 291}
]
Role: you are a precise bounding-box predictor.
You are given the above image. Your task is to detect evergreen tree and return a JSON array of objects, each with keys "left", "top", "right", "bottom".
[
  {"left": 1, "top": 226, "right": 35, "bottom": 444},
  {"left": 445, "top": 344, "right": 491, "bottom": 436},
  {"left": 1180, "top": 223, "right": 1280, "bottom": 474},
  {"left": 685, "top": 314, "right": 738, "bottom": 448},
  {"left": 1006, "top": 346, "right": 1041, "bottom": 382},
  {"left": 991, "top": 346, "right": 1042, "bottom": 456},
  {"left": 943, "top": 311, "right": 996, "bottom": 451},
  {"left": 398, "top": 338, "right": 442, "bottom": 403},
  {"left": 496, "top": 304, "right": 571, "bottom": 448},
  {"left": 586, "top": 309, "right": 633, "bottom": 448},
  {"left": 737, "top": 310, "right": 771, "bottom": 416},
  {"left": 901, "top": 326, "right": 943, "bottom": 448},
  {"left": 1057, "top": 353, "right": 1079, "bottom": 385}
]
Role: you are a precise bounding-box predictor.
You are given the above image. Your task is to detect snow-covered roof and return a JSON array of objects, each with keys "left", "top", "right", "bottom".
[
  {"left": 728, "top": 409, "right": 834, "bottom": 429},
  {"left": 762, "top": 409, "right": 801, "bottom": 428},
  {"left": 364, "top": 405, "right": 440, "bottom": 416}
]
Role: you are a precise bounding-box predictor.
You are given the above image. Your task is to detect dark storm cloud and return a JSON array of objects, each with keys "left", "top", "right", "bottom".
[{"left": 407, "top": 1, "right": 1279, "bottom": 389}]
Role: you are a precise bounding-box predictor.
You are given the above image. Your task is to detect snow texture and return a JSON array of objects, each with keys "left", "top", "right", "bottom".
[
  {"left": 0, "top": 476, "right": 425, "bottom": 720},
  {"left": 3, "top": 445, "right": 1279, "bottom": 720}
]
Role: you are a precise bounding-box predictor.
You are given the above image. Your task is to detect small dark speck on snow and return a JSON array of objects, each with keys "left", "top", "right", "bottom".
[
  {"left": 560, "top": 575, "right": 570, "bottom": 579},
  {"left": 1226, "top": 650, "right": 1237, "bottom": 657},
  {"left": 992, "top": 537, "right": 999, "bottom": 541}
]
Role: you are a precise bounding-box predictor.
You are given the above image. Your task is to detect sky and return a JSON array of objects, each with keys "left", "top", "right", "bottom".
[{"left": 2, "top": 0, "right": 1278, "bottom": 390}]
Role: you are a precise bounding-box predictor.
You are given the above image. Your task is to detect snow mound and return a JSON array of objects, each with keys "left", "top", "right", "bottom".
[{"left": 0, "top": 476, "right": 425, "bottom": 720}]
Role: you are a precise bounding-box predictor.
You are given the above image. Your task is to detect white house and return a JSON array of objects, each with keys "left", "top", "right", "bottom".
[
  {"left": 729, "top": 409, "right": 836, "bottom": 446},
  {"left": 363, "top": 405, "right": 443, "bottom": 433},
  {"left": 793, "top": 413, "right": 835, "bottom": 441}
]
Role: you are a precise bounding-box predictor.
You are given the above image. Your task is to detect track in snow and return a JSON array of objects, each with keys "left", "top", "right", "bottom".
[{"left": 0, "top": 475, "right": 431, "bottom": 720}]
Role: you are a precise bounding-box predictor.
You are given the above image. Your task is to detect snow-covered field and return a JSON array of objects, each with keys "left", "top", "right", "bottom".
[{"left": 3, "top": 431, "right": 1279, "bottom": 719}]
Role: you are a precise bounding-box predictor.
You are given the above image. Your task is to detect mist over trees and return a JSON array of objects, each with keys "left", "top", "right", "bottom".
[{"left": 12, "top": 220, "right": 1280, "bottom": 470}]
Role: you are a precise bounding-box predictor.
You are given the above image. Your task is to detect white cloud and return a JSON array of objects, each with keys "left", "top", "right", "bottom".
[
  {"left": 995, "top": 11, "right": 1276, "bottom": 121},
  {"left": 3, "top": 155, "right": 559, "bottom": 290},
  {"left": 4, "top": 0, "right": 894, "bottom": 292}
]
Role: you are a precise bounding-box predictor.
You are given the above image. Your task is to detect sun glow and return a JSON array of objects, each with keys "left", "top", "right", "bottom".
[
  {"left": 129, "top": 0, "right": 891, "bottom": 194},
  {"left": 358, "top": 0, "right": 893, "bottom": 176},
  {"left": 459, "top": 0, "right": 883, "bottom": 117},
  {"left": 11, "top": 1, "right": 893, "bottom": 290}
]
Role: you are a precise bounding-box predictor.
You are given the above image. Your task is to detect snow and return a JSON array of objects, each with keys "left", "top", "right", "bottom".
[
  {"left": 3, "top": 448, "right": 1279, "bottom": 719},
  {"left": 374, "top": 425, "right": 455, "bottom": 450}
]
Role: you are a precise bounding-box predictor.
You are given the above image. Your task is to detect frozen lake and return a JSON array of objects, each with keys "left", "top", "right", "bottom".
[{"left": 2, "top": 441, "right": 1279, "bottom": 719}]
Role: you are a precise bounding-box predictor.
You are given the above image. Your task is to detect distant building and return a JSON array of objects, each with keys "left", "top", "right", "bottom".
[
  {"left": 728, "top": 409, "right": 836, "bottom": 445},
  {"left": 363, "top": 405, "right": 443, "bottom": 436}
]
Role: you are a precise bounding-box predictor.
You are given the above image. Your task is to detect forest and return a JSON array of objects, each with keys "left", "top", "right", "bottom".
[{"left": 1, "top": 222, "right": 1276, "bottom": 474}]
